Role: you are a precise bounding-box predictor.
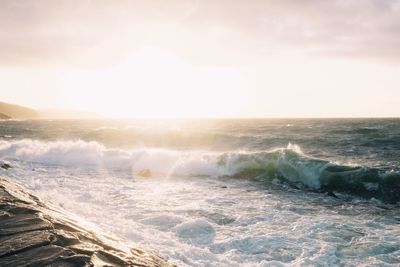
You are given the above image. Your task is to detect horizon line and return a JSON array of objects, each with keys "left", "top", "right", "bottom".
[{"left": 10, "top": 116, "right": 400, "bottom": 120}]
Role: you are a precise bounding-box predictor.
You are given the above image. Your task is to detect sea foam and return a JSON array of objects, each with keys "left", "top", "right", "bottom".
[{"left": 1, "top": 139, "right": 399, "bottom": 203}]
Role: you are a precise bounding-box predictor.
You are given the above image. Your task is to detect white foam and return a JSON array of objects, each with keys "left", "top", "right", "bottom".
[
  {"left": 0, "top": 139, "right": 219, "bottom": 175},
  {"left": 0, "top": 139, "right": 329, "bottom": 189},
  {"left": 1, "top": 145, "right": 398, "bottom": 266}
]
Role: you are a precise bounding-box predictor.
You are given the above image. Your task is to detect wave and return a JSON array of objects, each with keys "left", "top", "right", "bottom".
[{"left": 0, "top": 139, "right": 399, "bottom": 203}]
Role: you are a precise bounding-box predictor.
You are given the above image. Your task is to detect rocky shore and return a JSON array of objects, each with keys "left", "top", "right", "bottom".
[{"left": 0, "top": 177, "right": 174, "bottom": 267}]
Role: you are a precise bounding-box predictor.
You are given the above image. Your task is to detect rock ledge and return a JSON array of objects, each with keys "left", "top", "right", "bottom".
[{"left": 0, "top": 177, "right": 175, "bottom": 267}]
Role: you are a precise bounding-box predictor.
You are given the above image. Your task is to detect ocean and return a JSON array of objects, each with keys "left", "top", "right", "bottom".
[{"left": 0, "top": 118, "right": 399, "bottom": 266}]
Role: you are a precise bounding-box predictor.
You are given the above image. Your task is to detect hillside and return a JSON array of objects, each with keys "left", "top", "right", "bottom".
[
  {"left": 0, "top": 112, "right": 11, "bottom": 120},
  {"left": 0, "top": 102, "right": 101, "bottom": 119},
  {"left": 0, "top": 102, "right": 40, "bottom": 119},
  {"left": 38, "top": 108, "right": 101, "bottom": 119}
]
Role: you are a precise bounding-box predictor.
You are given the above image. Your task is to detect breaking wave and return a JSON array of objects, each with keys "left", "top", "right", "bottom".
[{"left": 0, "top": 139, "right": 399, "bottom": 203}]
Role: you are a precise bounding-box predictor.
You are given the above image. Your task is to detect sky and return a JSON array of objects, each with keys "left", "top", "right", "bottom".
[{"left": 1, "top": 0, "right": 400, "bottom": 118}]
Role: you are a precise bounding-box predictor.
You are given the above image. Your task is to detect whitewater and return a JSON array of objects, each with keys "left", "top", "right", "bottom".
[{"left": 0, "top": 119, "right": 399, "bottom": 266}]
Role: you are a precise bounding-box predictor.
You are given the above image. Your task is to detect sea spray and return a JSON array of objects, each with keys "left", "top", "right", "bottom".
[{"left": 1, "top": 139, "right": 399, "bottom": 203}]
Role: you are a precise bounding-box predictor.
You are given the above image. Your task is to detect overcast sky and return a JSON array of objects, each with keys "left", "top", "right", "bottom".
[{"left": 1, "top": 0, "right": 400, "bottom": 117}]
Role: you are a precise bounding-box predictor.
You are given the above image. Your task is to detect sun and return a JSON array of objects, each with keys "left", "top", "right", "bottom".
[{"left": 60, "top": 46, "right": 248, "bottom": 118}]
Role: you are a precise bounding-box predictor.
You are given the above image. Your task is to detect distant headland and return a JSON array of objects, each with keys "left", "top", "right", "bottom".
[{"left": 0, "top": 101, "right": 101, "bottom": 120}]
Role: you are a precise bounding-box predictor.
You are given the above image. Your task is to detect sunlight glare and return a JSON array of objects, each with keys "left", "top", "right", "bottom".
[{"left": 61, "top": 47, "right": 247, "bottom": 118}]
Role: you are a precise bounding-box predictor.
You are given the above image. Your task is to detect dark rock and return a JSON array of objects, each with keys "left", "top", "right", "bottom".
[
  {"left": 0, "top": 177, "right": 175, "bottom": 267},
  {"left": 327, "top": 191, "right": 338, "bottom": 199},
  {"left": 0, "top": 163, "right": 11, "bottom": 170}
]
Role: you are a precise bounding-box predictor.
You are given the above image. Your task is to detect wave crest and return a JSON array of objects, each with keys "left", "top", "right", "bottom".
[{"left": 0, "top": 139, "right": 399, "bottom": 203}]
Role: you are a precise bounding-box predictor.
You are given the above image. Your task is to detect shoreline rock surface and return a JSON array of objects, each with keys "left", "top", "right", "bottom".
[{"left": 0, "top": 177, "right": 175, "bottom": 267}]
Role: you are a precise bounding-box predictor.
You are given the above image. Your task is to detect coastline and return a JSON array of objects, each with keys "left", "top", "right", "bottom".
[{"left": 0, "top": 176, "right": 174, "bottom": 267}]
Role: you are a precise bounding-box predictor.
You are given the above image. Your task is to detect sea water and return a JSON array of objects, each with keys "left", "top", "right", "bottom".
[{"left": 0, "top": 119, "right": 399, "bottom": 266}]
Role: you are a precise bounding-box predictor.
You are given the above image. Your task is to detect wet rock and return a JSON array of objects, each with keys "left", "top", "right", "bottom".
[
  {"left": 327, "top": 191, "right": 338, "bottom": 199},
  {"left": 0, "top": 162, "right": 11, "bottom": 170},
  {"left": 0, "top": 177, "right": 175, "bottom": 267}
]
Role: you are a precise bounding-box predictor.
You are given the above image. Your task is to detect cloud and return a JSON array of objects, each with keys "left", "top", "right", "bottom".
[{"left": 0, "top": 0, "right": 399, "bottom": 66}]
